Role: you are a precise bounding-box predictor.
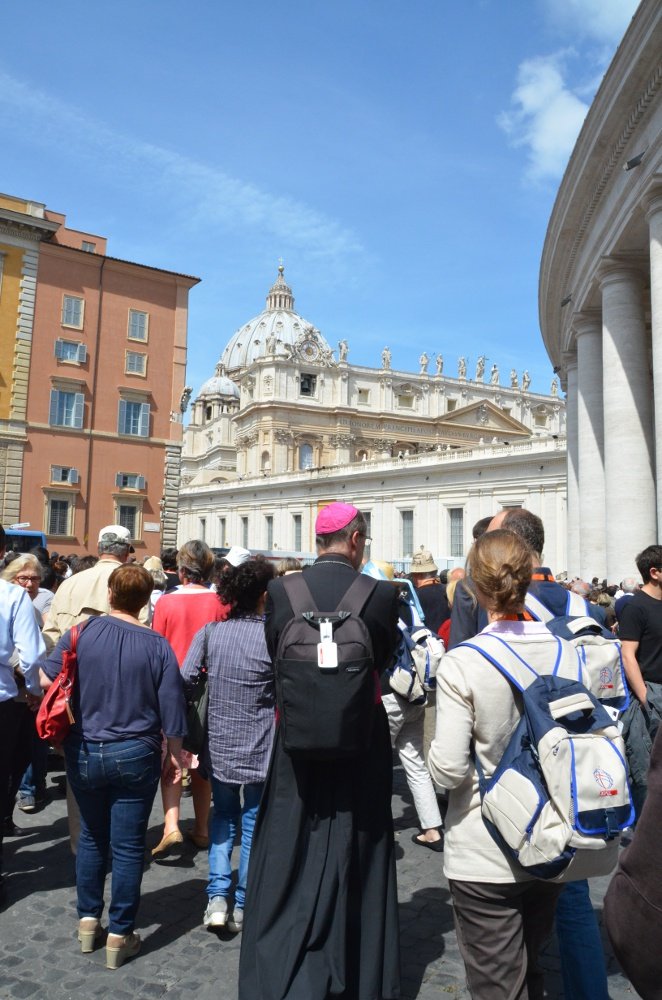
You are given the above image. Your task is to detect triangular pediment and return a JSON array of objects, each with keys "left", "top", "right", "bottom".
[{"left": 439, "top": 399, "right": 530, "bottom": 438}]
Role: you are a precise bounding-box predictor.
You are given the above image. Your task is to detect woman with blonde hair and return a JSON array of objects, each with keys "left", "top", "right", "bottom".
[{"left": 429, "top": 529, "right": 566, "bottom": 998}]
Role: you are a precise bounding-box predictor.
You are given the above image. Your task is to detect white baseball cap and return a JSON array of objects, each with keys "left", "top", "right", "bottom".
[{"left": 98, "top": 524, "right": 132, "bottom": 544}]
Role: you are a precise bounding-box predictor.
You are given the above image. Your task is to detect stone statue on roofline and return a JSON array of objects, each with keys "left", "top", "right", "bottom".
[
  {"left": 419, "top": 352, "right": 429, "bottom": 374},
  {"left": 510, "top": 369, "right": 518, "bottom": 389},
  {"left": 338, "top": 339, "right": 349, "bottom": 362},
  {"left": 381, "top": 346, "right": 392, "bottom": 370},
  {"left": 490, "top": 364, "right": 499, "bottom": 385},
  {"left": 476, "top": 355, "right": 486, "bottom": 381},
  {"left": 522, "top": 370, "right": 531, "bottom": 391},
  {"left": 435, "top": 354, "right": 444, "bottom": 375},
  {"left": 458, "top": 356, "right": 467, "bottom": 379},
  {"left": 550, "top": 377, "right": 558, "bottom": 396}
]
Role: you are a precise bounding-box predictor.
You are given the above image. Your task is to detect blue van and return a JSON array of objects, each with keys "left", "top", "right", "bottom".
[{"left": 4, "top": 529, "right": 48, "bottom": 554}]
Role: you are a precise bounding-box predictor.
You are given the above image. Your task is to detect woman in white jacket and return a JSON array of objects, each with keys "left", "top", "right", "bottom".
[{"left": 428, "top": 529, "right": 563, "bottom": 1000}]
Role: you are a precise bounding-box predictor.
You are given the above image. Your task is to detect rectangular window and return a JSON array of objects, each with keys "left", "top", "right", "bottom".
[
  {"left": 62, "top": 295, "right": 84, "bottom": 329},
  {"left": 118, "top": 504, "right": 137, "bottom": 538},
  {"left": 55, "top": 339, "right": 87, "bottom": 363},
  {"left": 265, "top": 515, "right": 274, "bottom": 550},
  {"left": 118, "top": 399, "right": 150, "bottom": 437},
  {"left": 128, "top": 309, "right": 148, "bottom": 342},
  {"left": 534, "top": 413, "right": 548, "bottom": 428},
  {"left": 81, "top": 241, "right": 96, "bottom": 253},
  {"left": 357, "top": 388, "right": 370, "bottom": 404},
  {"left": 447, "top": 399, "right": 457, "bottom": 412},
  {"left": 115, "top": 472, "right": 146, "bottom": 489},
  {"left": 364, "top": 511, "right": 372, "bottom": 544},
  {"left": 401, "top": 510, "right": 414, "bottom": 558},
  {"left": 51, "top": 465, "right": 79, "bottom": 485},
  {"left": 293, "top": 514, "right": 302, "bottom": 552},
  {"left": 49, "top": 389, "right": 84, "bottom": 429},
  {"left": 219, "top": 517, "right": 226, "bottom": 546},
  {"left": 397, "top": 394, "right": 414, "bottom": 409},
  {"left": 199, "top": 517, "right": 207, "bottom": 542},
  {"left": 241, "top": 516, "right": 249, "bottom": 549},
  {"left": 125, "top": 350, "right": 147, "bottom": 376},
  {"left": 48, "top": 498, "right": 71, "bottom": 536},
  {"left": 300, "top": 373, "right": 317, "bottom": 397},
  {"left": 449, "top": 508, "right": 464, "bottom": 558}
]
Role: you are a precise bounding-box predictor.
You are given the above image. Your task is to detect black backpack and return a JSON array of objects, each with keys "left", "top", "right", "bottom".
[{"left": 274, "top": 572, "right": 378, "bottom": 759}]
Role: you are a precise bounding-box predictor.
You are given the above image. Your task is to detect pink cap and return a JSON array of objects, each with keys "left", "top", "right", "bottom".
[{"left": 315, "top": 502, "right": 359, "bottom": 535}]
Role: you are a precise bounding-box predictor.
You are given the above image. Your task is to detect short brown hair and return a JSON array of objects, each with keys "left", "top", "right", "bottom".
[
  {"left": 108, "top": 564, "right": 153, "bottom": 614},
  {"left": 467, "top": 529, "right": 532, "bottom": 615}
]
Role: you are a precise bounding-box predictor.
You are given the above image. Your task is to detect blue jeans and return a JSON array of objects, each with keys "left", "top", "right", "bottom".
[
  {"left": 208, "top": 780, "right": 263, "bottom": 909},
  {"left": 19, "top": 731, "right": 49, "bottom": 798},
  {"left": 556, "top": 879, "right": 609, "bottom": 1000},
  {"left": 64, "top": 736, "right": 160, "bottom": 935}
]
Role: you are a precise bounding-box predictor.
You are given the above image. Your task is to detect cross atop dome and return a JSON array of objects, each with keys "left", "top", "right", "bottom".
[{"left": 266, "top": 263, "right": 294, "bottom": 312}]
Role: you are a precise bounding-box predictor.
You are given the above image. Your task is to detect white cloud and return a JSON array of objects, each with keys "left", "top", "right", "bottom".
[
  {"left": 0, "top": 71, "right": 364, "bottom": 265},
  {"left": 498, "top": 52, "right": 589, "bottom": 182},
  {"left": 543, "top": 0, "right": 639, "bottom": 46}
]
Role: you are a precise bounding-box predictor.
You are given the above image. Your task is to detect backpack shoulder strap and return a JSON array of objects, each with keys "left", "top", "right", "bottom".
[
  {"left": 280, "top": 572, "right": 318, "bottom": 616},
  {"left": 337, "top": 574, "right": 378, "bottom": 615},
  {"left": 566, "top": 590, "right": 590, "bottom": 617},
  {"left": 524, "top": 592, "right": 553, "bottom": 623},
  {"left": 457, "top": 633, "right": 547, "bottom": 693}
]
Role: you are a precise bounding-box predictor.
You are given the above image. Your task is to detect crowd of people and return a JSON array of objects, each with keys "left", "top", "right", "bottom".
[{"left": 0, "top": 507, "right": 659, "bottom": 997}]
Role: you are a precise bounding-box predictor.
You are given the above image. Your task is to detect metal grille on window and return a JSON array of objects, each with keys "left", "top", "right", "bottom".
[
  {"left": 118, "top": 505, "right": 137, "bottom": 537},
  {"left": 401, "top": 510, "right": 414, "bottom": 558},
  {"left": 48, "top": 499, "right": 69, "bottom": 536},
  {"left": 450, "top": 508, "right": 464, "bottom": 558}
]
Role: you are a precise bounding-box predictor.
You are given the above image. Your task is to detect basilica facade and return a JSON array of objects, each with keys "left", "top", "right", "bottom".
[{"left": 179, "top": 268, "right": 567, "bottom": 569}]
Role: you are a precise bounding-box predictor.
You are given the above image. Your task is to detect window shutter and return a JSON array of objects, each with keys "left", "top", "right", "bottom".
[
  {"left": 49, "top": 390, "right": 59, "bottom": 426},
  {"left": 137, "top": 475, "right": 146, "bottom": 489},
  {"left": 69, "top": 469, "right": 79, "bottom": 484},
  {"left": 115, "top": 472, "right": 123, "bottom": 488},
  {"left": 54, "top": 339, "right": 63, "bottom": 359},
  {"left": 139, "top": 402, "right": 150, "bottom": 437},
  {"left": 78, "top": 344, "right": 87, "bottom": 363},
  {"left": 118, "top": 399, "right": 127, "bottom": 434},
  {"left": 73, "top": 393, "right": 84, "bottom": 429}
]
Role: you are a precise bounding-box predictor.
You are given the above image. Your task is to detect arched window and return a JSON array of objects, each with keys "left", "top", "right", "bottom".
[
  {"left": 299, "top": 443, "right": 314, "bottom": 470},
  {"left": 261, "top": 450, "right": 271, "bottom": 473}
]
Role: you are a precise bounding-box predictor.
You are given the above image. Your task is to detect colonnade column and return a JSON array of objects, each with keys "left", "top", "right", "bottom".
[
  {"left": 600, "top": 262, "right": 656, "bottom": 583},
  {"left": 645, "top": 186, "right": 662, "bottom": 538},
  {"left": 563, "top": 351, "right": 580, "bottom": 577},
  {"left": 574, "top": 312, "right": 606, "bottom": 581}
]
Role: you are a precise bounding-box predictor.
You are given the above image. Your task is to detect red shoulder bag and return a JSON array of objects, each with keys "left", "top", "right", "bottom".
[{"left": 36, "top": 621, "right": 85, "bottom": 743}]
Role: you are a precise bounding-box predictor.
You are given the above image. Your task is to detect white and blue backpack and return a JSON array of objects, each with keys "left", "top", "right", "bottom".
[
  {"left": 461, "top": 631, "right": 634, "bottom": 882},
  {"left": 525, "top": 590, "right": 629, "bottom": 713}
]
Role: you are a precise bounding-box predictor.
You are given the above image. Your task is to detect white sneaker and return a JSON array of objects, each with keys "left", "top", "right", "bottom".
[{"left": 203, "top": 896, "right": 228, "bottom": 928}]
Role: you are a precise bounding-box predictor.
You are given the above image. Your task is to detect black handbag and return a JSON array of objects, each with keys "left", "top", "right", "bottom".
[{"left": 183, "top": 623, "right": 212, "bottom": 755}]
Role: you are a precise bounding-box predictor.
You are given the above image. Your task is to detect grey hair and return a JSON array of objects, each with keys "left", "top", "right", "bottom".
[
  {"left": 621, "top": 577, "right": 639, "bottom": 594},
  {"left": 1, "top": 553, "right": 43, "bottom": 583}
]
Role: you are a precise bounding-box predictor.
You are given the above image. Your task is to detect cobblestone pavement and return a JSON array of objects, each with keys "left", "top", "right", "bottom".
[{"left": 0, "top": 761, "right": 635, "bottom": 1000}]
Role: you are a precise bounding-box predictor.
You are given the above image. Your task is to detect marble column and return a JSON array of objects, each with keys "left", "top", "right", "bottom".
[
  {"left": 645, "top": 186, "right": 662, "bottom": 538},
  {"left": 600, "top": 262, "right": 655, "bottom": 583},
  {"left": 574, "top": 313, "right": 606, "bottom": 580},
  {"left": 563, "top": 351, "right": 580, "bottom": 578}
]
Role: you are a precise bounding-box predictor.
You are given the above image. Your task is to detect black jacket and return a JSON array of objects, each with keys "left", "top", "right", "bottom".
[{"left": 265, "top": 554, "right": 399, "bottom": 672}]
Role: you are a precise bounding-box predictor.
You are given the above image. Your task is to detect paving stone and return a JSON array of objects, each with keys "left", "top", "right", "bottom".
[{"left": 0, "top": 762, "right": 635, "bottom": 998}]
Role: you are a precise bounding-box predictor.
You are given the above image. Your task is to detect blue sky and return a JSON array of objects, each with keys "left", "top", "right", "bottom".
[{"left": 1, "top": 0, "right": 638, "bottom": 399}]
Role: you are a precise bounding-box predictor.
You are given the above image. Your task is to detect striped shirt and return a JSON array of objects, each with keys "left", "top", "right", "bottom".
[{"left": 181, "top": 616, "right": 275, "bottom": 784}]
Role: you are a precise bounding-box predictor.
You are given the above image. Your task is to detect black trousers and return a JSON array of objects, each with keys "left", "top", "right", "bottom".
[{"left": 0, "top": 699, "right": 34, "bottom": 869}]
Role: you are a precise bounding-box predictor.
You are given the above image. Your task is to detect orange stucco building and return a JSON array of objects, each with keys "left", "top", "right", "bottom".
[{"left": 13, "top": 202, "right": 199, "bottom": 555}]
